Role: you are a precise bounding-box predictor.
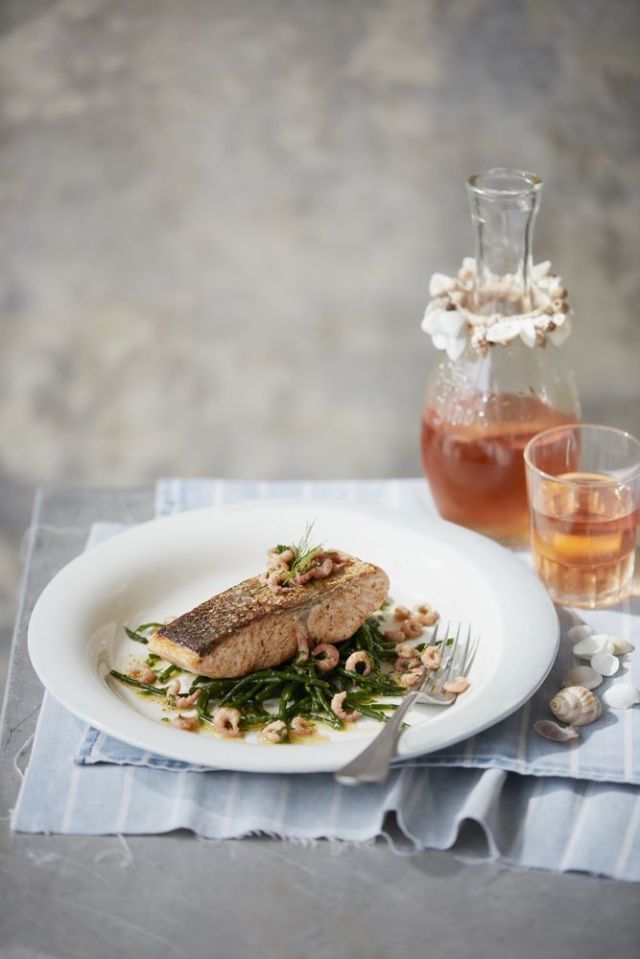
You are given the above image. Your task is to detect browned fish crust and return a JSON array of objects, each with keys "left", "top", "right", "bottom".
[{"left": 148, "top": 557, "right": 389, "bottom": 678}]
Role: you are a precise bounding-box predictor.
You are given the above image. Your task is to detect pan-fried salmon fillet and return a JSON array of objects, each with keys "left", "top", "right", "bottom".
[{"left": 148, "top": 555, "right": 389, "bottom": 678}]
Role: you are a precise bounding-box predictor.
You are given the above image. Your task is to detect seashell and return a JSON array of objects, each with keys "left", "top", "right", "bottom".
[
  {"left": 485, "top": 319, "right": 522, "bottom": 344},
  {"left": 534, "top": 720, "right": 580, "bottom": 743},
  {"left": 446, "top": 337, "right": 467, "bottom": 361},
  {"left": 573, "top": 634, "right": 613, "bottom": 660},
  {"left": 549, "top": 686, "right": 602, "bottom": 726},
  {"left": 519, "top": 320, "right": 537, "bottom": 348},
  {"left": 438, "top": 310, "right": 466, "bottom": 339},
  {"left": 590, "top": 634, "right": 617, "bottom": 653},
  {"left": 590, "top": 652, "right": 619, "bottom": 678},
  {"left": 549, "top": 318, "right": 572, "bottom": 346},
  {"left": 532, "top": 260, "right": 552, "bottom": 282},
  {"left": 602, "top": 683, "right": 640, "bottom": 710},
  {"left": 421, "top": 313, "right": 437, "bottom": 336},
  {"left": 458, "top": 257, "right": 476, "bottom": 280},
  {"left": 421, "top": 306, "right": 447, "bottom": 336},
  {"left": 561, "top": 665, "right": 602, "bottom": 691},
  {"left": 424, "top": 296, "right": 446, "bottom": 312},
  {"left": 429, "top": 273, "right": 457, "bottom": 297},
  {"left": 423, "top": 257, "right": 571, "bottom": 356},
  {"left": 568, "top": 624, "right": 595, "bottom": 644},
  {"left": 470, "top": 327, "right": 488, "bottom": 349},
  {"left": 611, "top": 637, "right": 635, "bottom": 656},
  {"left": 546, "top": 276, "right": 563, "bottom": 298}
]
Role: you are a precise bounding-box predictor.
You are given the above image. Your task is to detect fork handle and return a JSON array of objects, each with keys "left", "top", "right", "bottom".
[{"left": 334, "top": 691, "right": 418, "bottom": 786}]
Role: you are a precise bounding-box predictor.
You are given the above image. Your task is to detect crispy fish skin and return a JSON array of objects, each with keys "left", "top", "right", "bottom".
[{"left": 148, "top": 557, "right": 389, "bottom": 678}]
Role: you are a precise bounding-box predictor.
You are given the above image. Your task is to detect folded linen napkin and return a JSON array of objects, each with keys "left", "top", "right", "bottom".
[{"left": 11, "top": 479, "right": 640, "bottom": 882}]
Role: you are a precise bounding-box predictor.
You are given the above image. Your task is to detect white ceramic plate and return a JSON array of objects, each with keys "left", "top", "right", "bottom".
[{"left": 28, "top": 500, "right": 558, "bottom": 774}]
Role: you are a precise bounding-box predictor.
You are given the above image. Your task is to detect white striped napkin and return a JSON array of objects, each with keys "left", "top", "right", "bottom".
[{"left": 11, "top": 479, "right": 640, "bottom": 881}]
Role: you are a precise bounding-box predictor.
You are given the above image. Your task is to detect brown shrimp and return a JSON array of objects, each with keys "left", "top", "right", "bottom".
[
  {"left": 259, "top": 720, "right": 288, "bottom": 744},
  {"left": 443, "top": 677, "right": 470, "bottom": 695},
  {"left": 290, "top": 716, "right": 314, "bottom": 736},
  {"left": 400, "top": 618, "right": 424, "bottom": 639},
  {"left": 311, "top": 643, "right": 340, "bottom": 673},
  {"left": 130, "top": 664, "right": 156, "bottom": 685},
  {"left": 398, "top": 667, "right": 425, "bottom": 688},
  {"left": 393, "top": 605, "right": 411, "bottom": 622},
  {"left": 344, "top": 651, "right": 373, "bottom": 677},
  {"left": 395, "top": 643, "right": 420, "bottom": 662},
  {"left": 260, "top": 568, "right": 287, "bottom": 593},
  {"left": 420, "top": 646, "right": 441, "bottom": 671},
  {"left": 326, "top": 550, "right": 350, "bottom": 564},
  {"left": 394, "top": 657, "right": 415, "bottom": 673},
  {"left": 165, "top": 679, "right": 200, "bottom": 709},
  {"left": 331, "top": 691, "right": 360, "bottom": 723},
  {"left": 213, "top": 707, "right": 242, "bottom": 738},
  {"left": 171, "top": 714, "right": 199, "bottom": 732},
  {"left": 293, "top": 556, "right": 334, "bottom": 585},
  {"left": 174, "top": 691, "right": 200, "bottom": 709},
  {"left": 413, "top": 604, "right": 439, "bottom": 627},
  {"left": 382, "top": 628, "right": 407, "bottom": 643},
  {"left": 267, "top": 546, "right": 295, "bottom": 565}
]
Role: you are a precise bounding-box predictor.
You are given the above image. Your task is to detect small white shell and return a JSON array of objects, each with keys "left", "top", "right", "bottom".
[
  {"left": 421, "top": 305, "right": 445, "bottom": 335},
  {"left": 549, "top": 686, "right": 602, "bottom": 726},
  {"left": 546, "top": 275, "right": 564, "bottom": 298},
  {"left": 438, "top": 310, "right": 466, "bottom": 338},
  {"left": 519, "top": 320, "right": 537, "bottom": 348},
  {"left": 534, "top": 720, "right": 580, "bottom": 743},
  {"left": 561, "top": 666, "right": 602, "bottom": 691},
  {"left": 446, "top": 336, "right": 467, "bottom": 361},
  {"left": 573, "top": 635, "right": 614, "bottom": 659},
  {"left": 429, "top": 273, "right": 457, "bottom": 297},
  {"left": 611, "top": 637, "right": 635, "bottom": 656},
  {"left": 485, "top": 319, "right": 523, "bottom": 344},
  {"left": 549, "top": 321, "right": 572, "bottom": 346},
  {"left": 590, "top": 634, "right": 616, "bottom": 653},
  {"left": 568, "top": 624, "right": 595, "bottom": 644},
  {"left": 602, "top": 683, "right": 640, "bottom": 710},
  {"left": 531, "top": 260, "right": 552, "bottom": 281},
  {"left": 590, "top": 652, "right": 619, "bottom": 677}
]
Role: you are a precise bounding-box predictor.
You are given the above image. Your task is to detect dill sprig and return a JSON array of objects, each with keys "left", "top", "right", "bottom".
[{"left": 283, "top": 521, "right": 323, "bottom": 584}]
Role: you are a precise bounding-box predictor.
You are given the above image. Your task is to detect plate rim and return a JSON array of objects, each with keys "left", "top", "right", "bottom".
[{"left": 28, "top": 498, "right": 559, "bottom": 773}]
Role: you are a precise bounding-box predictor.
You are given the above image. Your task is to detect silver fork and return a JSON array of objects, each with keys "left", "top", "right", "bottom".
[
  {"left": 334, "top": 622, "right": 476, "bottom": 786},
  {"left": 417, "top": 622, "right": 478, "bottom": 706}
]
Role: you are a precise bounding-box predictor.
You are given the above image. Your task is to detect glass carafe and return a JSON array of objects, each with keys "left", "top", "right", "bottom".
[{"left": 420, "top": 169, "right": 581, "bottom": 546}]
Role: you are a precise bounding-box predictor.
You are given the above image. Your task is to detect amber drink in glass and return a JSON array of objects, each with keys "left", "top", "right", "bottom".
[{"left": 524, "top": 425, "right": 640, "bottom": 607}]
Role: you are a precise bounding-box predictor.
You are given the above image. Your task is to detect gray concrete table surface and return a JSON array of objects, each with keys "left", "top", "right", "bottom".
[{"left": 1, "top": 488, "right": 639, "bottom": 959}]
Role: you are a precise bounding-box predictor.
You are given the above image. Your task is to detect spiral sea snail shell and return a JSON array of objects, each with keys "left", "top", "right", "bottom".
[{"left": 549, "top": 686, "right": 602, "bottom": 727}]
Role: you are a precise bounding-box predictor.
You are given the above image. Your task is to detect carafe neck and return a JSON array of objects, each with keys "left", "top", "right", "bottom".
[{"left": 467, "top": 168, "right": 542, "bottom": 316}]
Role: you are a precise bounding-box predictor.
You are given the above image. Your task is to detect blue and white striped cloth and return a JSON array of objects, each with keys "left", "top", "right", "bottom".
[{"left": 11, "top": 479, "right": 640, "bottom": 881}]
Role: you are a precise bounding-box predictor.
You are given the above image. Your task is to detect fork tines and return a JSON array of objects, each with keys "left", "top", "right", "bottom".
[{"left": 421, "top": 622, "right": 474, "bottom": 695}]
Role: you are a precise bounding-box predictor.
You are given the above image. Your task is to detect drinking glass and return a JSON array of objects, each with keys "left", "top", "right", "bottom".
[{"left": 524, "top": 424, "right": 640, "bottom": 607}]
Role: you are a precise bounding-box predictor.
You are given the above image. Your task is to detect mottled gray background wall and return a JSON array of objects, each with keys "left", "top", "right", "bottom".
[{"left": 1, "top": 0, "right": 639, "bottom": 677}]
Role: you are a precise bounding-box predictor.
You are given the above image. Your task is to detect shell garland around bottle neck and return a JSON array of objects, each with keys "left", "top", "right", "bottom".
[{"left": 421, "top": 257, "right": 572, "bottom": 361}]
